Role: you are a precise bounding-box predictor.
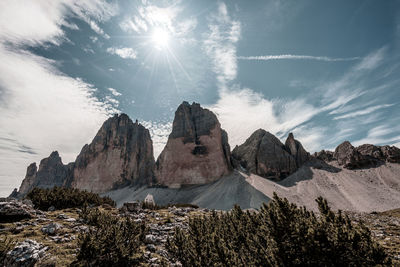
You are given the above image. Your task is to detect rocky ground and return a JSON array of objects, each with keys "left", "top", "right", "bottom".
[
  {"left": 1, "top": 199, "right": 400, "bottom": 266},
  {"left": 0, "top": 199, "right": 208, "bottom": 266}
]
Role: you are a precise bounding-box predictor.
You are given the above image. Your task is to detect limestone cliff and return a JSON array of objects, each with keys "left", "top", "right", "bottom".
[
  {"left": 18, "top": 151, "right": 73, "bottom": 196},
  {"left": 155, "top": 102, "right": 232, "bottom": 187},
  {"left": 72, "top": 114, "right": 155, "bottom": 193}
]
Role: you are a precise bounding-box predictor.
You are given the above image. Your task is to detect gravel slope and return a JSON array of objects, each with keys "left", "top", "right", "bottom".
[
  {"left": 246, "top": 161, "right": 400, "bottom": 212},
  {"left": 104, "top": 171, "right": 270, "bottom": 210},
  {"left": 105, "top": 161, "right": 400, "bottom": 212}
]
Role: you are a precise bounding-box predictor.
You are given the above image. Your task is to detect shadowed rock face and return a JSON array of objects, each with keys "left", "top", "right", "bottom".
[
  {"left": 155, "top": 102, "right": 232, "bottom": 187},
  {"left": 232, "top": 130, "right": 305, "bottom": 180},
  {"left": 285, "top": 132, "right": 310, "bottom": 167},
  {"left": 72, "top": 114, "right": 155, "bottom": 193},
  {"left": 18, "top": 151, "right": 73, "bottom": 196}
]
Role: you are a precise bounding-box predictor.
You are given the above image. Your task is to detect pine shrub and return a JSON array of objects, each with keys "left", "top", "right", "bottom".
[
  {"left": 167, "top": 193, "right": 390, "bottom": 266},
  {"left": 74, "top": 208, "right": 147, "bottom": 266},
  {"left": 26, "top": 187, "right": 115, "bottom": 210}
]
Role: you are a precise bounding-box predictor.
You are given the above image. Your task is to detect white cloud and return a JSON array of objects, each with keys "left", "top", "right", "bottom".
[
  {"left": 108, "top": 87, "right": 122, "bottom": 96},
  {"left": 141, "top": 121, "right": 172, "bottom": 158},
  {"left": 354, "top": 124, "right": 400, "bottom": 146},
  {"left": 0, "top": 45, "right": 114, "bottom": 196},
  {"left": 119, "top": 1, "right": 197, "bottom": 44},
  {"left": 203, "top": 2, "right": 241, "bottom": 89},
  {"left": 0, "top": 0, "right": 117, "bottom": 196},
  {"left": 238, "top": 55, "right": 360, "bottom": 62},
  {"left": 87, "top": 19, "right": 110, "bottom": 39},
  {"left": 106, "top": 47, "right": 137, "bottom": 59},
  {"left": 0, "top": 0, "right": 117, "bottom": 46},
  {"left": 333, "top": 104, "right": 394, "bottom": 120},
  {"left": 209, "top": 88, "right": 320, "bottom": 149}
]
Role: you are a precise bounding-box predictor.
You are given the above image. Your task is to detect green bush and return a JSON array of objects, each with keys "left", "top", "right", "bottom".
[
  {"left": 74, "top": 208, "right": 147, "bottom": 267},
  {"left": 26, "top": 187, "right": 115, "bottom": 210},
  {"left": 167, "top": 193, "right": 390, "bottom": 266}
]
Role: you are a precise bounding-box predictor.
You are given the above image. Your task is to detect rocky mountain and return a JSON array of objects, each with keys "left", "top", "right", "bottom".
[
  {"left": 314, "top": 141, "right": 400, "bottom": 169},
  {"left": 16, "top": 114, "right": 155, "bottom": 196},
  {"left": 18, "top": 152, "right": 73, "bottom": 196},
  {"left": 231, "top": 129, "right": 309, "bottom": 180},
  {"left": 155, "top": 101, "right": 232, "bottom": 187},
  {"left": 72, "top": 114, "right": 155, "bottom": 193}
]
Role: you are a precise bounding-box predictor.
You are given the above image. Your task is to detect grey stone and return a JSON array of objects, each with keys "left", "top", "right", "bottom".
[
  {"left": 5, "top": 239, "right": 47, "bottom": 267},
  {"left": 0, "top": 200, "right": 35, "bottom": 223},
  {"left": 41, "top": 222, "right": 61, "bottom": 235}
]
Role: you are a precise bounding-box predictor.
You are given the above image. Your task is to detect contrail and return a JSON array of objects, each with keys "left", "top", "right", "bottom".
[{"left": 237, "top": 55, "right": 361, "bottom": 62}]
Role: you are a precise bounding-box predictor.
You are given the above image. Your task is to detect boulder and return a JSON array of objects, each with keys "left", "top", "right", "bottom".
[
  {"left": 72, "top": 114, "right": 155, "bottom": 193},
  {"left": 0, "top": 200, "right": 35, "bottom": 223},
  {"left": 41, "top": 222, "right": 62, "bottom": 235},
  {"left": 5, "top": 239, "right": 47, "bottom": 267},
  {"left": 232, "top": 129, "right": 298, "bottom": 180},
  {"left": 155, "top": 102, "right": 232, "bottom": 186},
  {"left": 144, "top": 194, "right": 155, "bottom": 206}
]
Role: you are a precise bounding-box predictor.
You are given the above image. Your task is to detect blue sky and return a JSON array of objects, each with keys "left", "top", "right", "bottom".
[{"left": 0, "top": 0, "right": 399, "bottom": 196}]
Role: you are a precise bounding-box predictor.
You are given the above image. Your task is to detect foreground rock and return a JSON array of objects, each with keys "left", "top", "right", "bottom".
[
  {"left": 72, "top": 114, "right": 155, "bottom": 193},
  {"left": 155, "top": 102, "right": 232, "bottom": 187},
  {"left": 0, "top": 199, "right": 36, "bottom": 222},
  {"left": 4, "top": 239, "right": 47, "bottom": 267},
  {"left": 232, "top": 130, "right": 308, "bottom": 180}
]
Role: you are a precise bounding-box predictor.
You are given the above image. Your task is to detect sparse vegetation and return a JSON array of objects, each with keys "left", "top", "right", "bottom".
[
  {"left": 167, "top": 193, "right": 390, "bottom": 266},
  {"left": 0, "top": 237, "right": 14, "bottom": 263},
  {"left": 74, "top": 207, "right": 147, "bottom": 266},
  {"left": 26, "top": 187, "right": 115, "bottom": 210}
]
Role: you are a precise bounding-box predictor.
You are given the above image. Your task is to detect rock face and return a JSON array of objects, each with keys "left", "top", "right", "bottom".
[
  {"left": 18, "top": 152, "right": 73, "bottom": 196},
  {"left": 232, "top": 130, "right": 307, "bottom": 180},
  {"left": 285, "top": 133, "right": 310, "bottom": 166},
  {"left": 155, "top": 102, "right": 232, "bottom": 187},
  {"left": 316, "top": 142, "right": 400, "bottom": 169},
  {"left": 313, "top": 150, "right": 335, "bottom": 162},
  {"left": 16, "top": 113, "right": 155, "bottom": 196},
  {"left": 72, "top": 114, "right": 155, "bottom": 193}
]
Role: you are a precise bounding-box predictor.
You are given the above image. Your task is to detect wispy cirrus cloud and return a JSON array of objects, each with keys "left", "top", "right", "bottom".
[
  {"left": 333, "top": 104, "right": 394, "bottom": 120},
  {"left": 238, "top": 54, "right": 361, "bottom": 62}
]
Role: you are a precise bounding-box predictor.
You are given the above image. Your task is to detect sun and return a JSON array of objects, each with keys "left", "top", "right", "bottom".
[{"left": 152, "top": 28, "right": 170, "bottom": 50}]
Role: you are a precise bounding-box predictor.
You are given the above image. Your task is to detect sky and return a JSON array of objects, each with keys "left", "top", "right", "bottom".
[{"left": 0, "top": 0, "right": 400, "bottom": 196}]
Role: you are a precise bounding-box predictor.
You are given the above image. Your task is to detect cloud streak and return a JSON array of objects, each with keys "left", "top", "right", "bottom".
[{"left": 237, "top": 54, "right": 361, "bottom": 62}]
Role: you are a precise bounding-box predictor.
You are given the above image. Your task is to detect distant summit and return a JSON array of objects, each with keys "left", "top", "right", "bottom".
[{"left": 231, "top": 129, "right": 309, "bottom": 180}]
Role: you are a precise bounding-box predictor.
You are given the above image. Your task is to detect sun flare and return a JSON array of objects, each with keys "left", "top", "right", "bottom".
[{"left": 152, "top": 28, "right": 170, "bottom": 49}]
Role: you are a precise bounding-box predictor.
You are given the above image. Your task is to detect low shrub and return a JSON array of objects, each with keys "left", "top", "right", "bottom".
[
  {"left": 26, "top": 187, "right": 115, "bottom": 210},
  {"left": 74, "top": 208, "right": 147, "bottom": 266},
  {"left": 167, "top": 193, "right": 390, "bottom": 266}
]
